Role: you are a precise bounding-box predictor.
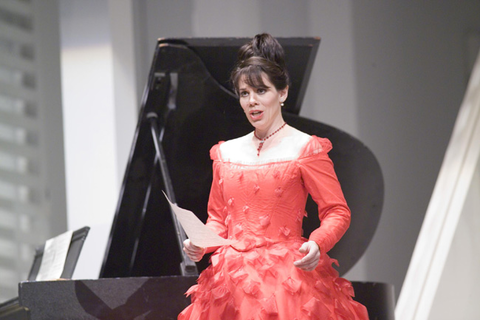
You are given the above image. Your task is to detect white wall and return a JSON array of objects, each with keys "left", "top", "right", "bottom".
[
  {"left": 428, "top": 163, "right": 480, "bottom": 320},
  {"left": 395, "top": 47, "right": 480, "bottom": 319},
  {"left": 59, "top": 0, "right": 137, "bottom": 279},
  {"left": 349, "top": 1, "right": 480, "bottom": 299}
]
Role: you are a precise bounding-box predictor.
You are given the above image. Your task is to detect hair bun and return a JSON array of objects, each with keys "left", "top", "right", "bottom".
[
  {"left": 231, "top": 33, "right": 290, "bottom": 93},
  {"left": 238, "top": 33, "right": 286, "bottom": 68}
]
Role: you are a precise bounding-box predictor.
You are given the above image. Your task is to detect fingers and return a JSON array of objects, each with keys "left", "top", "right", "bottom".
[
  {"left": 293, "top": 253, "right": 318, "bottom": 271},
  {"left": 295, "top": 259, "right": 318, "bottom": 271},
  {"left": 298, "top": 242, "right": 309, "bottom": 254},
  {"left": 294, "top": 241, "right": 320, "bottom": 271},
  {"left": 183, "top": 239, "right": 205, "bottom": 262}
]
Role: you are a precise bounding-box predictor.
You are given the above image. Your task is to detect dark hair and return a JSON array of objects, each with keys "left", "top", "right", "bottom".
[{"left": 231, "top": 33, "right": 290, "bottom": 94}]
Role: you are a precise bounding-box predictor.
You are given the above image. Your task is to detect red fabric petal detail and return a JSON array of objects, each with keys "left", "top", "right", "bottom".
[
  {"left": 230, "top": 267, "right": 248, "bottom": 285},
  {"left": 197, "top": 267, "right": 213, "bottom": 284},
  {"left": 220, "top": 299, "right": 239, "bottom": 319},
  {"left": 282, "top": 277, "right": 301, "bottom": 295},
  {"left": 301, "top": 297, "right": 333, "bottom": 319},
  {"left": 334, "top": 278, "right": 355, "bottom": 297},
  {"left": 185, "top": 284, "right": 198, "bottom": 297},
  {"left": 295, "top": 209, "right": 305, "bottom": 222},
  {"left": 331, "top": 258, "right": 340, "bottom": 268},
  {"left": 226, "top": 254, "right": 243, "bottom": 272},
  {"left": 274, "top": 187, "right": 283, "bottom": 197},
  {"left": 243, "top": 280, "right": 260, "bottom": 297},
  {"left": 258, "top": 263, "right": 277, "bottom": 279},
  {"left": 177, "top": 304, "right": 193, "bottom": 320},
  {"left": 261, "top": 294, "right": 279, "bottom": 315},
  {"left": 253, "top": 184, "right": 260, "bottom": 194},
  {"left": 224, "top": 214, "right": 231, "bottom": 225},
  {"left": 232, "top": 223, "right": 243, "bottom": 237},
  {"left": 278, "top": 226, "right": 291, "bottom": 237},
  {"left": 213, "top": 270, "right": 225, "bottom": 283},
  {"left": 244, "top": 249, "right": 261, "bottom": 263},
  {"left": 199, "top": 299, "right": 211, "bottom": 314},
  {"left": 352, "top": 301, "right": 370, "bottom": 319},
  {"left": 212, "top": 285, "right": 230, "bottom": 304},
  {"left": 259, "top": 215, "right": 271, "bottom": 227},
  {"left": 290, "top": 170, "right": 298, "bottom": 179},
  {"left": 314, "top": 280, "right": 332, "bottom": 298},
  {"left": 248, "top": 250, "right": 266, "bottom": 268},
  {"left": 334, "top": 299, "right": 356, "bottom": 320},
  {"left": 269, "top": 247, "right": 289, "bottom": 261},
  {"left": 232, "top": 237, "right": 256, "bottom": 251},
  {"left": 210, "top": 253, "right": 220, "bottom": 268}
]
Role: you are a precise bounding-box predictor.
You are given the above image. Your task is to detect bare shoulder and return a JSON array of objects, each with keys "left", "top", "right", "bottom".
[
  {"left": 288, "top": 126, "right": 311, "bottom": 141},
  {"left": 219, "top": 133, "right": 253, "bottom": 160},
  {"left": 262, "top": 126, "right": 312, "bottom": 160},
  {"left": 288, "top": 127, "right": 312, "bottom": 149}
]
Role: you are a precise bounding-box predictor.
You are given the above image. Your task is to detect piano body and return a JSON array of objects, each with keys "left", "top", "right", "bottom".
[{"left": 2, "top": 38, "right": 395, "bottom": 319}]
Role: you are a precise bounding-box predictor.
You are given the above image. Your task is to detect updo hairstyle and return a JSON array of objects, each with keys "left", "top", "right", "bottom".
[{"left": 231, "top": 33, "right": 290, "bottom": 95}]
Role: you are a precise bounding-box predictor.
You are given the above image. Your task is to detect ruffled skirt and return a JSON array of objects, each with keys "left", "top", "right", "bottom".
[{"left": 178, "top": 239, "right": 368, "bottom": 319}]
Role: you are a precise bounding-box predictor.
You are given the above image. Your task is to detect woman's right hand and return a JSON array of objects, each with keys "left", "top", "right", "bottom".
[{"left": 183, "top": 239, "right": 206, "bottom": 262}]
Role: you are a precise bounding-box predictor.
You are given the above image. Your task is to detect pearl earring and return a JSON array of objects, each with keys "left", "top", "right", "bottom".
[{"left": 281, "top": 102, "right": 284, "bottom": 107}]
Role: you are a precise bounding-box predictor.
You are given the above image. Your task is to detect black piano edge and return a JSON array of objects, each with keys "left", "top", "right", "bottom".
[
  {"left": 0, "top": 298, "right": 29, "bottom": 320},
  {"left": 0, "top": 277, "right": 396, "bottom": 320}
]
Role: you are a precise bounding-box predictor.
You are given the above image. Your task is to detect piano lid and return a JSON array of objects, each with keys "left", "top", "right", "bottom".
[
  {"left": 157, "top": 37, "right": 320, "bottom": 115},
  {"left": 100, "top": 37, "right": 383, "bottom": 279}
]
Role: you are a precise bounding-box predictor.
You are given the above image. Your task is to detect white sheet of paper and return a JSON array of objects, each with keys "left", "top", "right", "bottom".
[
  {"left": 163, "top": 192, "right": 235, "bottom": 248},
  {"left": 36, "top": 230, "right": 73, "bottom": 281}
]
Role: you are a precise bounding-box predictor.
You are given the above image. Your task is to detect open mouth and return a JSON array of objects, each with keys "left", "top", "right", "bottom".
[{"left": 250, "top": 110, "right": 263, "bottom": 119}]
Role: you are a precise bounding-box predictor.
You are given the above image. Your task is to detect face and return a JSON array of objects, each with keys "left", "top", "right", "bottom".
[{"left": 238, "top": 74, "right": 288, "bottom": 133}]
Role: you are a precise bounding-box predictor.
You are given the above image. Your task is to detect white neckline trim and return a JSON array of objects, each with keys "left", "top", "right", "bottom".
[{"left": 218, "top": 130, "right": 312, "bottom": 165}]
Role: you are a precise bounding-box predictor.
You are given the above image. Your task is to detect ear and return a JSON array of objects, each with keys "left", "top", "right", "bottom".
[{"left": 279, "top": 86, "right": 289, "bottom": 103}]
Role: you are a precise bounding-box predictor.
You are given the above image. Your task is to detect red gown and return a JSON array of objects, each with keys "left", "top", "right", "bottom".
[{"left": 178, "top": 136, "right": 369, "bottom": 319}]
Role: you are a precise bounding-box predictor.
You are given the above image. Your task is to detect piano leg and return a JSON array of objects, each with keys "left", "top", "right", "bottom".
[{"left": 352, "top": 281, "right": 396, "bottom": 320}]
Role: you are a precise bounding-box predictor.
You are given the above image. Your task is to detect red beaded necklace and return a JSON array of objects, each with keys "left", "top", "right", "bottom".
[{"left": 253, "top": 122, "right": 287, "bottom": 156}]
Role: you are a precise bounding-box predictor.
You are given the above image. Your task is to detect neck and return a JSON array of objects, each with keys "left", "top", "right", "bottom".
[
  {"left": 253, "top": 122, "right": 287, "bottom": 156},
  {"left": 255, "top": 120, "right": 286, "bottom": 140}
]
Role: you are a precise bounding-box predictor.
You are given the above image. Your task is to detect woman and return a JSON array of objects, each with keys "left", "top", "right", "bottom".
[{"left": 179, "top": 33, "right": 369, "bottom": 319}]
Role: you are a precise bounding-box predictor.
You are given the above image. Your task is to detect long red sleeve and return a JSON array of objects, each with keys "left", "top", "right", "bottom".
[{"left": 297, "top": 138, "right": 351, "bottom": 254}]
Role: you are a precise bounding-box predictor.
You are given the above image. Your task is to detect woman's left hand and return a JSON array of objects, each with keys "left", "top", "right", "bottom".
[{"left": 293, "top": 241, "right": 321, "bottom": 271}]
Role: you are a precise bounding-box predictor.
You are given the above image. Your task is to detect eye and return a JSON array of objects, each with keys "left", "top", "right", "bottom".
[
  {"left": 257, "top": 88, "right": 267, "bottom": 94},
  {"left": 239, "top": 91, "right": 248, "bottom": 97}
]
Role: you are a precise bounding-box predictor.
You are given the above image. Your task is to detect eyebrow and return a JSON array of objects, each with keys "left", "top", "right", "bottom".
[{"left": 239, "top": 84, "right": 270, "bottom": 91}]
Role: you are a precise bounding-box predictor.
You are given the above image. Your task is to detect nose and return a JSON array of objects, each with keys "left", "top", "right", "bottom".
[{"left": 248, "top": 92, "right": 257, "bottom": 106}]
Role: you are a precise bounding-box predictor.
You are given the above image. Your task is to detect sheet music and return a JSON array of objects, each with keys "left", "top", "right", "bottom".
[
  {"left": 36, "top": 230, "right": 73, "bottom": 281},
  {"left": 163, "top": 192, "right": 235, "bottom": 248}
]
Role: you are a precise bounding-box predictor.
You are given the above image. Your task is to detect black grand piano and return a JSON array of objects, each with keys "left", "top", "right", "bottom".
[{"left": 5, "top": 37, "right": 395, "bottom": 319}]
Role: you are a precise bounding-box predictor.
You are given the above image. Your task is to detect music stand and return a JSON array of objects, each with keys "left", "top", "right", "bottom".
[
  {"left": 0, "top": 226, "right": 90, "bottom": 319},
  {"left": 27, "top": 226, "right": 90, "bottom": 281}
]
